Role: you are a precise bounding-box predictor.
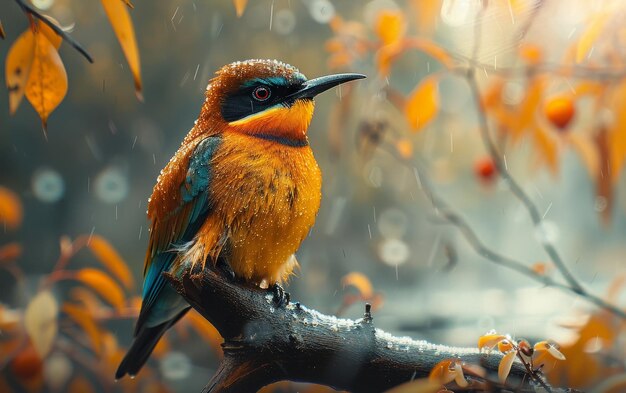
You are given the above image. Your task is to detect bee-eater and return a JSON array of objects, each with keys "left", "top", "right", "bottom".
[{"left": 115, "top": 59, "right": 365, "bottom": 379}]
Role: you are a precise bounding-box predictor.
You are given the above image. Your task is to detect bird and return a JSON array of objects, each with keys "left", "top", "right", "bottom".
[{"left": 115, "top": 59, "right": 365, "bottom": 379}]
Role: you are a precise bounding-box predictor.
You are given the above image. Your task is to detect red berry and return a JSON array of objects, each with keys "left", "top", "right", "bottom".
[
  {"left": 544, "top": 96, "right": 575, "bottom": 130},
  {"left": 11, "top": 345, "right": 43, "bottom": 380},
  {"left": 474, "top": 157, "right": 496, "bottom": 182}
]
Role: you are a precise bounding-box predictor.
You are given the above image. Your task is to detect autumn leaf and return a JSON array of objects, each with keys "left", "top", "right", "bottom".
[
  {"left": 101, "top": 0, "right": 142, "bottom": 99},
  {"left": 478, "top": 333, "right": 506, "bottom": 351},
  {"left": 0, "top": 187, "right": 23, "bottom": 230},
  {"left": 5, "top": 29, "right": 35, "bottom": 115},
  {"left": 86, "top": 235, "right": 134, "bottom": 289},
  {"left": 233, "top": 0, "right": 248, "bottom": 17},
  {"left": 575, "top": 13, "right": 608, "bottom": 63},
  {"left": 375, "top": 10, "right": 405, "bottom": 45},
  {"left": 405, "top": 74, "right": 439, "bottom": 132},
  {"left": 24, "top": 290, "right": 58, "bottom": 358},
  {"left": 498, "top": 351, "right": 517, "bottom": 383},
  {"left": 0, "top": 21, "right": 5, "bottom": 40},
  {"left": 531, "top": 126, "right": 559, "bottom": 174},
  {"left": 410, "top": 0, "right": 441, "bottom": 34},
  {"left": 35, "top": 18, "right": 63, "bottom": 49},
  {"left": 185, "top": 310, "right": 223, "bottom": 355},
  {"left": 567, "top": 133, "right": 598, "bottom": 179},
  {"left": 25, "top": 28, "right": 68, "bottom": 129},
  {"left": 75, "top": 268, "right": 126, "bottom": 310},
  {"left": 62, "top": 303, "right": 102, "bottom": 355},
  {"left": 341, "top": 272, "right": 373, "bottom": 299}
]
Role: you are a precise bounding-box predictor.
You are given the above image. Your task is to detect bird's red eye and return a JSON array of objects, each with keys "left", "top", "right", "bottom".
[{"left": 253, "top": 86, "right": 271, "bottom": 101}]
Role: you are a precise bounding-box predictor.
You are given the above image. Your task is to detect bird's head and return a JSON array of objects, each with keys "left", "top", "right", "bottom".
[{"left": 196, "top": 59, "right": 365, "bottom": 142}]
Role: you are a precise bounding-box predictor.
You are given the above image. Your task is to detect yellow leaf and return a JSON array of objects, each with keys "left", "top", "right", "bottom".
[
  {"left": 575, "top": 13, "right": 608, "bottom": 63},
  {"left": 498, "top": 351, "right": 517, "bottom": 384},
  {"left": 185, "top": 311, "right": 223, "bottom": 355},
  {"left": 101, "top": 0, "right": 142, "bottom": 98},
  {"left": 376, "top": 41, "right": 404, "bottom": 76},
  {"left": 405, "top": 74, "right": 439, "bottom": 132},
  {"left": 25, "top": 29, "right": 67, "bottom": 129},
  {"left": 477, "top": 333, "right": 506, "bottom": 350},
  {"left": 375, "top": 10, "right": 405, "bottom": 45},
  {"left": 75, "top": 268, "right": 125, "bottom": 310},
  {"left": 531, "top": 126, "right": 559, "bottom": 174},
  {"left": 86, "top": 235, "right": 134, "bottom": 289},
  {"left": 68, "top": 375, "right": 96, "bottom": 393},
  {"left": 233, "top": 0, "right": 248, "bottom": 17},
  {"left": 533, "top": 341, "right": 566, "bottom": 360},
  {"left": 410, "top": 0, "right": 441, "bottom": 34},
  {"left": 24, "top": 291, "right": 58, "bottom": 358},
  {"left": 428, "top": 359, "right": 457, "bottom": 385},
  {"left": 0, "top": 187, "right": 22, "bottom": 230},
  {"left": 62, "top": 303, "right": 102, "bottom": 355},
  {"left": 341, "top": 272, "right": 373, "bottom": 299},
  {"left": 406, "top": 38, "right": 454, "bottom": 69},
  {"left": 38, "top": 19, "right": 62, "bottom": 49},
  {"left": 5, "top": 29, "right": 35, "bottom": 115},
  {"left": 384, "top": 378, "right": 440, "bottom": 393}
]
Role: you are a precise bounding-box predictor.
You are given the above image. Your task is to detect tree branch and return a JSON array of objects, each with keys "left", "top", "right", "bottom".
[
  {"left": 13, "top": 0, "right": 93, "bottom": 63},
  {"left": 163, "top": 268, "right": 562, "bottom": 393}
]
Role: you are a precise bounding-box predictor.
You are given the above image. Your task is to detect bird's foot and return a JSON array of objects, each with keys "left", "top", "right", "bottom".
[
  {"left": 216, "top": 257, "right": 236, "bottom": 282},
  {"left": 271, "top": 283, "right": 290, "bottom": 307}
]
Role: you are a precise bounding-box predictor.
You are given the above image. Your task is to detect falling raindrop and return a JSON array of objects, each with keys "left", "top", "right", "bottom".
[
  {"left": 378, "top": 238, "right": 410, "bottom": 266},
  {"left": 95, "top": 167, "right": 129, "bottom": 204},
  {"left": 160, "top": 351, "right": 192, "bottom": 380},
  {"left": 273, "top": 9, "right": 296, "bottom": 35},
  {"left": 378, "top": 208, "right": 409, "bottom": 239},
  {"left": 307, "top": 0, "right": 335, "bottom": 24},
  {"left": 32, "top": 168, "right": 65, "bottom": 203}
]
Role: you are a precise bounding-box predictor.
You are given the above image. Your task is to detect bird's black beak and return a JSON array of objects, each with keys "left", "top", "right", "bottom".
[{"left": 286, "top": 73, "right": 366, "bottom": 100}]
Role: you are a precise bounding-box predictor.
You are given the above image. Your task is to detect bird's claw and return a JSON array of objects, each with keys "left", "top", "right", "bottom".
[{"left": 271, "top": 283, "right": 290, "bottom": 307}]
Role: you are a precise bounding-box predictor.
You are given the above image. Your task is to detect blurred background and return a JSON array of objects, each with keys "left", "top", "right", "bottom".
[{"left": 2, "top": 0, "right": 626, "bottom": 391}]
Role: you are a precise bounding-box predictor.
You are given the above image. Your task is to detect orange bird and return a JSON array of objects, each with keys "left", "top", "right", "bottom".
[{"left": 116, "top": 59, "right": 364, "bottom": 378}]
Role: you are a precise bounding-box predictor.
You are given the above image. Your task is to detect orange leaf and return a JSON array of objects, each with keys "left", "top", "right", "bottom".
[
  {"left": 86, "top": 235, "right": 134, "bottom": 289},
  {"left": 25, "top": 291, "right": 58, "bottom": 358},
  {"left": 25, "top": 29, "right": 67, "bottom": 129},
  {"left": 5, "top": 29, "right": 35, "bottom": 115},
  {"left": 341, "top": 272, "right": 373, "bottom": 299},
  {"left": 428, "top": 359, "right": 456, "bottom": 384},
  {"left": 575, "top": 13, "right": 608, "bottom": 63},
  {"left": 67, "top": 375, "right": 96, "bottom": 393},
  {"left": 0, "top": 243, "right": 22, "bottom": 263},
  {"left": 477, "top": 333, "right": 506, "bottom": 351},
  {"left": 101, "top": 0, "right": 142, "bottom": 98},
  {"left": 376, "top": 41, "right": 404, "bottom": 76},
  {"left": 185, "top": 310, "right": 223, "bottom": 355},
  {"left": 75, "top": 268, "right": 125, "bottom": 310},
  {"left": 405, "top": 74, "right": 439, "bottom": 132},
  {"left": 375, "top": 10, "right": 405, "bottom": 45},
  {"left": 62, "top": 303, "right": 102, "bottom": 355},
  {"left": 37, "top": 19, "right": 62, "bottom": 49},
  {"left": 498, "top": 351, "right": 517, "bottom": 383},
  {"left": 0, "top": 187, "right": 22, "bottom": 230},
  {"left": 531, "top": 126, "right": 559, "bottom": 174},
  {"left": 233, "top": 0, "right": 248, "bottom": 17},
  {"left": 406, "top": 38, "right": 454, "bottom": 69}
]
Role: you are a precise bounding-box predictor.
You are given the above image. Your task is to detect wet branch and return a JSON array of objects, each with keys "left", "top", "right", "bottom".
[
  {"left": 13, "top": 0, "right": 93, "bottom": 63},
  {"left": 163, "top": 268, "right": 558, "bottom": 393}
]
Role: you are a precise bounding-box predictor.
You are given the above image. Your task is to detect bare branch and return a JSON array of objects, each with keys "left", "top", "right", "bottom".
[{"left": 13, "top": 0, "right": 94, "bottom": 63}]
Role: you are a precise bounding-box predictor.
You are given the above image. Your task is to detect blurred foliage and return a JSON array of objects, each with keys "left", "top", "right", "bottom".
[{"left": 3, "top": 0, "right": 626, "bottom": 392}]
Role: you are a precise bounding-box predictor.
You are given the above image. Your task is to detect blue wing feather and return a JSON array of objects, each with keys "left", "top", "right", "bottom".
[{"left": 137, "top": 136, "right": 221, "bottom": 331}]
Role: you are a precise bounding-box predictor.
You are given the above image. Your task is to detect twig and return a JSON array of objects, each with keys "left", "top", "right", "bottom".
[
  {"left": 414, "top": 165, "right": 626, "bottom": 320},
  {"left": 13, "top": 0, "right": 93, "bottom": 63}
]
